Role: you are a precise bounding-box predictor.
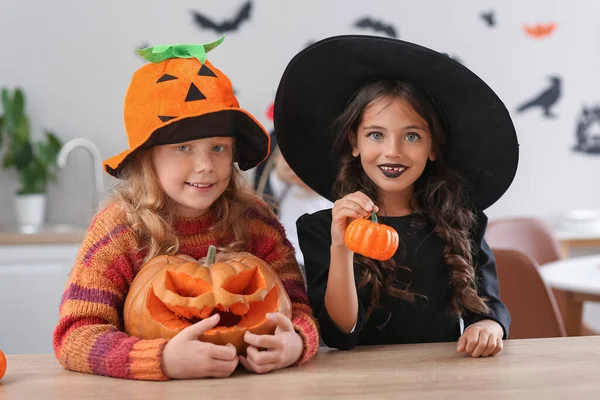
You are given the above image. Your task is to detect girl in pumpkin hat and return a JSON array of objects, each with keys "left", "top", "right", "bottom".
[
  {"left": 274, "top": 35, "right": 518, "bottom": 357},
  {"left": 52, "top": 37, "right": 319, "bottom": 380}
]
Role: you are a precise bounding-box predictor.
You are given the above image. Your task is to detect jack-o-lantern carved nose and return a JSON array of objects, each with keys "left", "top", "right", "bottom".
[{"left": 185, "top": 83, "right": 206, "bottom": 102}]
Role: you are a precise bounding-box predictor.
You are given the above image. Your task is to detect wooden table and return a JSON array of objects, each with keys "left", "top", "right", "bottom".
[
  {"left": 540, "top": 254, "right": 600, "bottom": 336},
  {"left": 1, "top": 336, "right": 599, "bottom": 399}
]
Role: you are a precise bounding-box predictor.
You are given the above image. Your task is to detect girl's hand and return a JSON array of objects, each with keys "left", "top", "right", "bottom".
[
  {"left": 239, "top": 312, "right": 303, "bottom": 374},
  {"left": 331, "top": 191, "right": 378, "bottom": 247},
  {"left": 162, "top": 314, "right": 239, "bottom": 379},
  {"left": 457, "top": 319, "right": 504, "bottom": 358}
]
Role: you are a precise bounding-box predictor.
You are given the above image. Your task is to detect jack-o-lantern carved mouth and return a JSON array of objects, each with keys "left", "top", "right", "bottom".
[
  {"left": 146, "top": 266, "right": 281, "bottom": 332},
  {"left": 124, "top": 247, "right": 292, "bottom": 352}
]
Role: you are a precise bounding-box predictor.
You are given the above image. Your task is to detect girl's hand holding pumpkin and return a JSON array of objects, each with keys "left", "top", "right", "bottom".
[
  {"left": 457, "top": 319, "right": 504, "bottom": 358},
  {"left": 239, "top": 312, "right": 303, "bottom": 374},
  {"left": 331, "top": 191, "right": 378, "bottom": 247},
  {"left": 162, "top": 314, "right": 238, "bottom": 379}
]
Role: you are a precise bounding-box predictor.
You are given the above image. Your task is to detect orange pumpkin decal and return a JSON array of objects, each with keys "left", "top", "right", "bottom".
[
  {"left": 124, "top": 246, "right": 292, "bottom": 354},
  {"left": 0, "top": 349, "right": 6, "bottom": 381},
  {"left": 345, "top": 211, "right": 399, "bottom": 261},
  {"left": 523, "top": 22, "right": 557, "bottom": 39}
]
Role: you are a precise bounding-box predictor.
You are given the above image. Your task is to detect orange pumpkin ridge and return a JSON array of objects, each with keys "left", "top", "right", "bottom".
[
  {"left": 345, "top": 211, "right": 399, "bottom": 261},
  {"left": 123, "top": 245, "right": 292, "bottom": 354}
]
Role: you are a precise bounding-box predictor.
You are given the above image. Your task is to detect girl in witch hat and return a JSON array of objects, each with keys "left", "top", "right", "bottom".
[
  {"left": 53, "top": 38, "right": 319, "bottom": 380},
  {"left": 274, "top": 35, "right": 519, "bottom": 357}
]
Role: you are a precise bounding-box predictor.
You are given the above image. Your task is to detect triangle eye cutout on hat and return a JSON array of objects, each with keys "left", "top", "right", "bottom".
[
  {"left": 198, "top": 64, "right": 217, "bottom": 77},
  {"left": 157, "top": 73, "right": 178, "bottom": 83},
  {"left": 185, "top": 83, "right": 207, "bottom": 102}
]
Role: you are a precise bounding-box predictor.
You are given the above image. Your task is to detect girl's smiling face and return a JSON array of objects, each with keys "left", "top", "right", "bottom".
[
  {"left": 152, "top": 136, "right": 234, "bottom": 217},
  {"left": 351, "top": 96, "right": 436, "bottom": 212}
]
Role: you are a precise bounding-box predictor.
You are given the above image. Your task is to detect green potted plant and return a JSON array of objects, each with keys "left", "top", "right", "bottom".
[{"left": 0, "top": 87, "right": 62, "bottom": 231}]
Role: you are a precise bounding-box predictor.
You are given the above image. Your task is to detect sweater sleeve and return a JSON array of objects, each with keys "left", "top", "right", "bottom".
[
  {"left": 296, "top": 209, "right": 366, "bottom": 350},
  {"left": 248, "top": 203, "right": 320, "bottom": 365},
  {"left": 52, "top": 204, "right": 169, "bottom": 381},
  {"left": 462, "top": 210, "right": 512, "bottom": 339}
]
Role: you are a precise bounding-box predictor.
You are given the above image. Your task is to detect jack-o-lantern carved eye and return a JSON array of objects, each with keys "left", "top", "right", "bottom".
[
  {"left": 164, "top": 270, "right": 211, "bottom": 297},
  {"left": 123, "top": 246, "right": 292, "bottom": 354},
  {"left": 221, "top": 267, "right": 266, "bottom": 296}
]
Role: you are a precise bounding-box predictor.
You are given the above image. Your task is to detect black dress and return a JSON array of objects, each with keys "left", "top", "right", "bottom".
[{"left": 296, "top": 209, "right": 511, "bottom": 350}]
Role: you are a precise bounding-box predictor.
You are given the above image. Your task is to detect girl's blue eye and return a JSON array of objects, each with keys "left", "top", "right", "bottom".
[
  {"left": 405, "top": 133, "right": 421, "bottom": 142},
  {"left": 176, "top": 145, "right": 190, "bottom": 151},
  {"left": 213, "top": 145, "right": 226, "bottom": 152},
  {"left": 368, "top": 131, "right": 383, "bottom": 140}
]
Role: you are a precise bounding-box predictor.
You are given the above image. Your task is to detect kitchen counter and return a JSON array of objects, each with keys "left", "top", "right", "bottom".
[{"left": 0, "top": 224, "right": 86, "bottom": 245}]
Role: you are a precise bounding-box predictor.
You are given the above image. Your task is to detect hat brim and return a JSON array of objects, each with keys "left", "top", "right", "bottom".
[
  {"left": 104, "top": 108, "right": 270, "bottom": 178},
  {"left": 273, "top": 35, "right": 519, "bottom": 210}
]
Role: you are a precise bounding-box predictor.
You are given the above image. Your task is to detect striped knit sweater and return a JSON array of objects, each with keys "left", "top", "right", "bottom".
[{"left": 52, "top": 202, "right": 320, "bottom": 380}]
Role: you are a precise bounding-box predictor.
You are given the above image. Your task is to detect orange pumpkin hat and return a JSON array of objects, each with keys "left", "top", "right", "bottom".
[{"left": 104, "top": 37, "right": 270, "bottom": 177}]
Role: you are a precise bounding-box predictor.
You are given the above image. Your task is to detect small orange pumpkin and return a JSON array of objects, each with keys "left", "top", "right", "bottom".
[
  {"left": 124, "top": 246, "right": 292, "bottom": 354},
  {"left": 0, "top": 349, "right": 6, "bottom": 381},
  {"left": 345, "top": 211, "right": 399, "bottom": 261}
]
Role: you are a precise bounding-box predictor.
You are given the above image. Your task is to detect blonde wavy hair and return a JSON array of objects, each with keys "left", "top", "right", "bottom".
[{"left": 103, "top": 148, "right": 272, "bottom": 265}]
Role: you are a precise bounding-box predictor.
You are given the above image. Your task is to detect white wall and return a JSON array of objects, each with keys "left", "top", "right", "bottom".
[{"left": 1, "top": 0, "right": 599, "bottom": 228}]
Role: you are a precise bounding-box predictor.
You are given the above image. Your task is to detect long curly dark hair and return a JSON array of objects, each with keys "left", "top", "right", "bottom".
[{"left": 331, "top": 80, "right": 490, "bottom": 319}]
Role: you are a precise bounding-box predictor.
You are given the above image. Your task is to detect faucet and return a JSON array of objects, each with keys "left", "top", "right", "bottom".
[{"left": 57, "top": 138, "right": 105, "bottom": 207}]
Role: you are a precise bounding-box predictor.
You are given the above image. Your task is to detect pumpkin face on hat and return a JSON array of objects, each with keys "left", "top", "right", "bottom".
[
  {"left": 125, "top": 58, "right": 237, "bottom": 139},
  {"left": 124, "top": 246, "right": 292, "bottom": 354},
  {"left": 104, "top": 39, "right": 270, "bottom": 177}
]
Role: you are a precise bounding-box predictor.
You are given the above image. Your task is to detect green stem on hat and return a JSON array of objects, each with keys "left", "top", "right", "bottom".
[
  {"left": 136, "top": 36, "right": 225, "bottom": 64},
  {"left": 370, "top": 211, "right": 378, "bottom": 223},
  {"left": 204, "top": 245, "right": 217, "bottom": 266}
]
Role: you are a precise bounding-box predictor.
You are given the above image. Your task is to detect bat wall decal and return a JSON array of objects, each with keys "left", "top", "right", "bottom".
[
  {"left": 354, "top": 17, "right": 398, "bottom": 38},
  {"left": 523, "top": 22, "right": 557, "bottom": 39},
  {"left": 191, "top": 1, "right": 252, "bottom": 34},
  {"left": 480, "top": 11, "right": 496, "bottom": 27}
]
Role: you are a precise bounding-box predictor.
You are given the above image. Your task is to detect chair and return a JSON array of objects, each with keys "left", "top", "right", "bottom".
[
  {"left": 486, "top": 217, "right": 564, "bottom": 266},
  {"left": 485, "top": 217, "right": 570, "bottom": 318},
  {"left": 493, "top": 248, "right": 567, "bottom": 338},
  {"left": 487, "top": 217, "right": 600, "bottom": 336}
]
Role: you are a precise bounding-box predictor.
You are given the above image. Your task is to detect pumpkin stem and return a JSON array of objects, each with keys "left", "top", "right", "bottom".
[
  {"left": 136, "top": 36, "right": 225, "bottom": 64},
  {"left": 370, "top": 211, "right": 378, "bottom": 223},
  {"left": 204, "top": 245, "right": 217, "bottom": 266}
]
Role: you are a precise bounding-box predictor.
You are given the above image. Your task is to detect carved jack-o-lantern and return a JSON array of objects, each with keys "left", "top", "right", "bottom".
[{"left": 124, "top": 246, "right": 292, "bottom": 353}]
